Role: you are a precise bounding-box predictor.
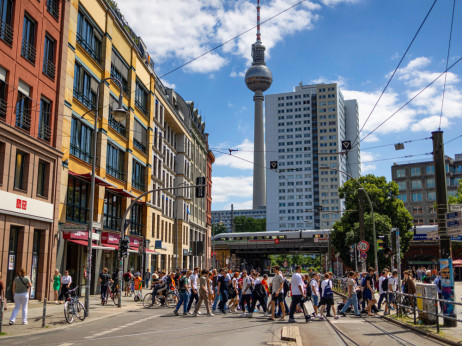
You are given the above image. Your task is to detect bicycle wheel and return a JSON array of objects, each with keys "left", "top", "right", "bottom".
[
  {"left": 143, "top": 293, "right": 154, "bottom": 308},
  {"left": 75, "top": 301, "right": 86, "bottom": 321},
  {"left": 64, "top": 301, "right": 74, "bottom": 324},
  {"left": 111, "top": 291, "right": 119, "bottom": 305},
  {"left": 165, "top": 292, "right": 178, "bottom": 308}
]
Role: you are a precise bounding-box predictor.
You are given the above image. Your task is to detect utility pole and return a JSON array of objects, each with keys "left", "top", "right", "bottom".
[
  {"left": 358, "top": 188, "right": 366, "bottom": 272},
  {"left": 230, "top": 203, "right": 235, "bottom": 233},
  {"left": 432, "top": 131, "right": 455, "bottom": 327}
]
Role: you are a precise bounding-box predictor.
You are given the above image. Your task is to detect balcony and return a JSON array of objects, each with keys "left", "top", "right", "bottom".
[
  {"left": 21, "top": 40, "right": 36, "bottom": 64},
  {"left": 108, "top": 113, "right": 126, "bottom": 137},
  {"left": 106, "top": 164, "right": 125, "bottom": 181},
  {"left": 38, "top": 121, "right": 52, "bottom": 142},
  {"left": 15, "top": 109, "right": 31, "bottom": 132},
  {"left": 47, "top": 0, "right": 60, "bottom": 20},
  {"left": 132, "top": 180, "right": 145, "bottom": 191},
  {"left": 0, "top": 20, "right": 13, "bottom": 46},
  {"left": 133, "top": 139, "right": 146, "bottom": 153},
  {"left": 76, "top": 33, "right": 101, "bottom": 63},
  {"left": 73, "top": 88, "right": 95, "bottom": 110},
  {"left": 43, "top": 59, "right": 56, "bottom": 79}
]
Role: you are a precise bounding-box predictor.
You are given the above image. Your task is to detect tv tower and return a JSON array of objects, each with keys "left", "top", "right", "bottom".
[{"left": 245, "top": 0, "right": 273, "bottom": 209}]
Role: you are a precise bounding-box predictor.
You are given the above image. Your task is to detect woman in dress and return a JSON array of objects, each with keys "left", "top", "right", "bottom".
[{"left": 51, "top": 269, "right": 61, "bottom": 304}]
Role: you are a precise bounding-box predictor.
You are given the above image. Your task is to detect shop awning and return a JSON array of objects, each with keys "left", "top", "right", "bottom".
[
  {"left": 95, "top": 244, "right": 115, "bottom": 251},
  {"left": 145, "top": 249, "right": 158, "bottom": 254},
  {"left": 69, "top": 171, "right": 116, "bottom": 188},
  {"left": 67, "top": 239, "right": 115, "bottom": 251},
  {"left": 67, "top": 239, "right": 89, "bottom": 247},
  {"left": 106, "top": 187, "right": 136, "bottom": 198},
  {"left": 128, "top": 248, "right": 138, "bottom": 254},
  {"left": 103, "top": 244, "right": 118, "bottom": 250}
]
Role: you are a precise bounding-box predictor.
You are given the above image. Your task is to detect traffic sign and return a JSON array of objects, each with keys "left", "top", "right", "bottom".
[
  {"left": 59, "top": 224, "right": 87, "bottom": 232},
  {"left": 270, "top": 161, "right": 278, "bottom": 170},
  {"left": 341, "top": 140, "right": 352, "bottom": 151},
  {"left": 446, "top": 211, "right": 461, "bottom": 220},
  {"left": 357, "top": 241, "right": 370, "bottom": 252},
  {"left": 360, "top": 252, "right": 367, "bottom": 260},
  {"left": 316, "top": 205, "right": 323, "bottom": 212}
]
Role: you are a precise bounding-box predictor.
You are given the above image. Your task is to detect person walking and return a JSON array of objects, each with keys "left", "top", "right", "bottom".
[
  {"left": 239, "top": 270, "right": 252, "bottom": 317},
  {"left": 0, "top": 272, "right": 6, "bottom": 311},
  {"left": 319, "top": 273, "right": 339, "bottom": 319},
  {"left": 270, "top": 265, "right": 285, "bottom": 321},
  {"left": 193, "top": 269, "right": 213, "bottom": 316},
  {"left": 187, "top": 267, "right": 200, "bottom": 314},
  {"left": 340, "top": 271, "right": 360, "bottom": 317},
  {"left": 310, "top": 273, "right": 320, "bottom": 318},
  {"left": 174, "top": 270, "right": 190, "bottom": 316},
  {"left": 248, "top": 272, "right": 268, "bottom": 317},
  {"left": 217, "top": 268, "right": 229, "bottom": 314},
  {"left": 51, "top": 269, "right": 61, "bottom": 304},
  {"left": 211, "top": 269, "right": 219, "bottom": 313},
  {"left": 144, "top": 269, "right": 151, "bottom": 289},
  {"left": 9, "top": 268, "right": 32, "bottom": 325},
  {"left": 288, "top": 266, "right": 306, "bottom": 323},
  {"left": 59, "top": 270, "right": 72, "bottom": 302},
  {"left": 377, "top": 270, "right": 388, "bottom": 311},
  {"left": 99, "top": 267, "right": 113, "bottom": 304}
]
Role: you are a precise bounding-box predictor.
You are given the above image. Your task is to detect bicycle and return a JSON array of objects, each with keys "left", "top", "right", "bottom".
[
  {"left": 103, "top": 283, "right": 119, "bottom": 305},
  {"left": 64, "top": 286, "right": 86, "bottom": 323},
  {"left": 143, "top": 284, "right": 178, "bottom": 308}
]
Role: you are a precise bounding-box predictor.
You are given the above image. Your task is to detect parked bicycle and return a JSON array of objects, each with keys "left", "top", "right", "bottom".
[
  {"left": 103, "top": 283, "right": 119, "bottom": 305},
  {"left": 143, "top": 284, "right": 178, "bottom": 308},
  {"left": 64, "top": 286, "right": 86, "bottom": 323}
]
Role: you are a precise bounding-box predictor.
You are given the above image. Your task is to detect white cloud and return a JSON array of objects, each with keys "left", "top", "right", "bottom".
[
  {"left": 360, "top": 151, "right": 377, "bottom": 174},
  {"left": 214, "top": 139, "right": 254, "bottom": 170},
  {"left": 230, "top": 71, "right": 246, "bottom": 78},
  {"left": 224, "top": 200, "right": 253, "bottom": 210},
  {"left": 212, "top": 176, "right": 253, "bottom": 203},
  {"left": 321, "top": 0, "right": 362, "bottom": 6},
  {"left": 411, "top": 115, "right": 450, "bottom": 132},
  {"left": 160, "top": 78, "right": 176, "bottom": 89}
]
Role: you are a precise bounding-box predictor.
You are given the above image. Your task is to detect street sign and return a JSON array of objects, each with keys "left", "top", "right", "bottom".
[
  {"left": 270, "top": 161, "right": 278, "bottom": 170},
  {"left": 357, "top": 241, "right": 369, "bottom": 252},
  {"left": 427, "top": 230, "right": 439, "bottom": 240},
  {"left": 447, "top": 219, "right": 461, "bottom": 228},
  {"left": 341, "top": 140, "right": 352, "bottom": 151},
  {"left": 360, "top": 252, "right": 367, "bottom": 260},
  {"left": 316, "top": 205, "right": 323, "bottom": 212},
  {"left": 448, "top": 228, "right": 462, "bottom": 236},
  {"left": 59, "top": 224, "right": 87, "bottom": 232},
  {"left": 446, "top": 211, "right": 461, "bottom": 220}
]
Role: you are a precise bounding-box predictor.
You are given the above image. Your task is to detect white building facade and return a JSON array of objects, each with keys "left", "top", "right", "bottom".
[{"left": 266, "top": 83, "right": 360, "bottom": 231}]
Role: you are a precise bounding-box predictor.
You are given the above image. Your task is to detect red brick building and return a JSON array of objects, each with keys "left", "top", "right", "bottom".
[
  {"left": 0, "top": 0, "right": 69, "bottom": 301},
  {"left": 206, "top": 135, "right": 214, "bottom": 268}
]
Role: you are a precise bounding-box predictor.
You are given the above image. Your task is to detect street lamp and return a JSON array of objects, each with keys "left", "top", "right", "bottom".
[
  {"left": 319, "top": 166, "right": 378, "bottom": 273},
  {"left": 85, "top": 77, "right": 128, "bottom": 316}
]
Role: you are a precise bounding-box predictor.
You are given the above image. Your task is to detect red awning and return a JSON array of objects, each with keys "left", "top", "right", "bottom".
[
  {"left": 67, "top": 239, "right": 113, "bottom": 250},
  {"left": 67, "top": 239, "right": 90, "bottom": 247},
  {"left": 69, "top": 171, "right": 116, "bottom": 188},
  {"left": 453, "top": 259, "right": 462, "bottom": 267},
  {"left": 104, "top": 244, "right": 118, "bottom": 250},
  {"left": 145, "top": 249, "right": 157, "bottom": 254},
  {"left": 106, "top": 187, "right": 136, "bottom": 198}
]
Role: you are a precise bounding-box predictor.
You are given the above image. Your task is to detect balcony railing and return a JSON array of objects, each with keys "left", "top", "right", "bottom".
[
  {"left": 135, "top": 98, "right": 148, "bottom": 115},
  {"left": 0, "top": 20, "right": 13, "bottom": 46},
  {"left": 47, "top": 0, "right": 60, "bottom": 19},
  {"left": 21, "top": 40, "right": 36, "bottom": 64},
  {"left": 108, "top": 113, "right": 127, "bottom": 137},
  {"left": 76, "top": 33, "right": 101, "bottom": 63},
  {"left": 106, "top": 164, "right": 125, "bottom": 181},
  {"left": 15, "top": 109, "right": 31, "bottom": 132},
  {"left": 38, "top": 121, "right": 52, "bottom": 142},
  {"left": 133, "top": 139, "right": 146, "bottom": 153},
  {"left": 43, "top": 59, "right": 56, "bottom": 79},
  {"left": 73, "top": 88, "right": 95, "bottom": 110},
  {"left": 132, "top": 180, "right": 145, "bottom": 191},
  {"left": 70, "top": 144, "right": 92, "bottom": 164},
  {"left": 0, "top": 98, "right": 6, "bottom": 120}
]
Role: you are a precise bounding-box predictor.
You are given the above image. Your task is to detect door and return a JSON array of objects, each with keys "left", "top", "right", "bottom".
[
  {"left": 6, "top": 226, "right": 19, "bottom": 302},
  {"left": 30, "top": 229, "right": 41, "bottom": 299}
]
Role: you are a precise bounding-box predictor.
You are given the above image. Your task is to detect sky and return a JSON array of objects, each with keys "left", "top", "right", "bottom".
[{"left": 116, "top": 0, "right": 462, "bottom": 211}]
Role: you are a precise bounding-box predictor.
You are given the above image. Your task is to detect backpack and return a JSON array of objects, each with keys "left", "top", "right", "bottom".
[
  {"left": 305, "top": 281, "right": 312, "bottom": 297},
  {"left": 254, "top": 283, "right": 266, "bottom": 298},
  {"left": 323, "top": 283, "right": 333, "bottom": 299},
  {"left": 179, "top": 276, "right": 187, "bottom": 290},
  {"left": 283, "top": 279, "right": 290, "bottom": 293},
  {"left": 123, "top": 273, "right": 131, "bottom": 282},
  {"left": 361, "top": 277, "right": 367, "bottom": 288},
  {"left": 381, "top": 278, "right": 389, "bottom": 292},
  {"left": 165, "top": 275, "right": 173, "bottom": 285}
]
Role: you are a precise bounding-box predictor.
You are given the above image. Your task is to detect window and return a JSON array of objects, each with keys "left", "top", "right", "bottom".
[
  {"left": 16, "top": 81, "right": 31, "bottom": 132},
  {"left": 38, "top": 97, "right": 52, "bottom": 142},
  {"left": 411, "top": 180, "right": 422, "bottom": 189},
  {"left": 0, "top": 66, "right": 6, "bottom": 120},
  {"left": 73, "top": 62, "right": 97, "bottom": 110},
  {"left": 14, "top": 150, "right": 28, "bottom": 190},
  {"left": 135, "top": 80, "right": 148, "bottom": 115},
  {"left": 21, "top": 14, "right": 36, "bottom": 64},
  {"left": 426, "top": 165, "right": 434, "bottom": 174},
  {"left": 106, "top": 143, "right": 124, "bottom": 181},
  {"left": 411, "top": 193, "right": 422, "bottom": 202},
  {"left": 43, "top": 35, "right": 55, "bottom": 79},
  {"left": 46, "top": 0, "right": 60, "bottom": 20},
  {"left": 70, "top": 117, "right": 93, "bottom": 163},
  {"left": 110, "top": 48, "right": 129, "bottom": 94},
  {"left": 410, "top": 167, "right": 421, "bottom": 176},
  {"left": 396, "top": 181, "right": 406, "bottom": 190},
  {"left": 395, "top": 169, "right": 406, "bottom": 178},
  {"left": 108, "top": 94, "right": 126, "bottom": 136},
  {"left": 66, "top": 175, "right": 89, "bottom": 223},
  {"left": 130, "top": 203, "right": 143, "bottom": 235},
  {"left": 426, "top": 178, "right": 435, "bottom": 188},
  {"left": 427, "top": 191, "right": 436, "bottom": 201},
  {"left": 37, "top": 160, "right": 48, "bottom": 197},
  {"left": 132, "top": 159, "right": 145, "bottom": 190},
  {"left": 412, "top": 206, "right": 423, "bottom": 215},
  {"left": 103, "top": 192, "right": 121, "bottom": 230},
  {"left": 133, "top": 119, "right": 147, "bottom": 153},
  {"left": 0, "top": 0, "right": 14, "bottom": 45},
  {"left": 77, "top": 8, "right": 102, "bottom": 62},
  {"left": 397, "top": 194, "right": 407, "bottom": 202}
]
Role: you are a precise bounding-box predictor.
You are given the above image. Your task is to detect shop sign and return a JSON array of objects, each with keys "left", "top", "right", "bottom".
[
  {"left": 130, "top": 236, "right": 140, "bottom": 248},
  {"left": 0, "top": 190, "right": 53, "bottom": 222},
  {"left": 8, "top": 255, "right": 15, "bottom": 270},
  {"left": 101, "top": 232, "right": 120, "bottom": 245},
  {"left": 63, "top": 231, "right": 88, "bottom": 240}
]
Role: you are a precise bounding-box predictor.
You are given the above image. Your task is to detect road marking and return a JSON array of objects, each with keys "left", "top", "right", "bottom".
[
  {"left": 58, "top": 343, "right": 74, "bottom": 346},
  {"left": 83, "top": 315, "right": 159, "bottom": 340}
]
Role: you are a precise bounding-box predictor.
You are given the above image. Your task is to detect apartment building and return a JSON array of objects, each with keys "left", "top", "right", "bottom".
[
  {"left": 0, "top": 0, "right": 68, "bottom": 301},
  {"left": 391, "top": 154, "right": 462, "bottom": 225},
  {"left": 211, "top": 207, "right": 267, "bottom": 233},
  {"left": 265, "top": 83, "right": 360, "bottom": 231}
]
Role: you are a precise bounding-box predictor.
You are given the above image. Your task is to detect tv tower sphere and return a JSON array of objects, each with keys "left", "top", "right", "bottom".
[{"left": 245, "top": 62, "right": 273, "bottom": 92}]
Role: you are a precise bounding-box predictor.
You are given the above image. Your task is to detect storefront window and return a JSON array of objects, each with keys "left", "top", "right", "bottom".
[
  {"left": 66, "top": 175, "right": 89, "bottom": 223},
  {"left": 103, "top": 191, "right": 121, "bottom": 230}
]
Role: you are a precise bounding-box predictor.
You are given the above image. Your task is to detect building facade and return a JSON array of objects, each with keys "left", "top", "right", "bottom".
[
  {"left": 391, "top": 154, "right": 462, "bottom": 225},
  {"left": 206, "top": 138, "right": 215, "bottom": 268},
  {"left": 211, "top": 207, "right": 267, "bottom": 234},
  {"left": 265, "top": 83, "right": 360, "bottom": 231},
  {"left": 0, "top": 0, "right": 68, "bottom": 301}
]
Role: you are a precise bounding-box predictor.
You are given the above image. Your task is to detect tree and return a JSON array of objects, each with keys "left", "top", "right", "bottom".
[
  {"left": 449, "top": 180, "right": 462, "bottom": 204},
  {"left": 233, "top": 216, "right": 266, "bottom": 233},
  {"left": 212, "top": 222, "right": 226, "bottom": 236},
  {"left": 331, "top": 175, "right": 413, "bottom": 270}
]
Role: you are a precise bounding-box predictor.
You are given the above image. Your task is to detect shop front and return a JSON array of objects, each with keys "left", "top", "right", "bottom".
[
  {"left": 128, "top": 236, "right": 142, "bottom": 274},
  {"left": 101, "top": 231, "right": 120, "bottom": 274}
]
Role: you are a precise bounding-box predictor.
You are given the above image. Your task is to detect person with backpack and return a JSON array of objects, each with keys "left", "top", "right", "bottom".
[
  {"left": 99, "top": 267, "right": 113, "bottom": 304},
  {"left": 228, "top": 272, "right": 240, "bottom": 312},
  {"left": 123, "top": 270, "right": 133, "bottom": 296},
  {"left": 384, "top": 269, "right": 398, "bottom": 315},
  {"left": 240, "top": 270, "right": 252, "bottom": 317},
  {"left": 340, "top": 271, "right": 360, "bottom": 317},
  {"left": 248, "top": 272, "right": 268, "bottom": 317},
  {"left": 377, "top": 270, "right": 389, "bottom": 311},
  {"left": 288, "top": 266, "right": 308, "bottom": 323},
  {"left": 269, "top": 265, "right": 286, "bottom": 321},
  {"left": 174, "top": 270, "right": 190, "bottom": 316},
  {"left": 187, "top": 267, "right": 200, "bottom": 314},
  {"left": 217, "top": 268, "right": 229, "bottom": 314},
  {"left": 319, "top": 273, "right": 339, "bottom": 319}
]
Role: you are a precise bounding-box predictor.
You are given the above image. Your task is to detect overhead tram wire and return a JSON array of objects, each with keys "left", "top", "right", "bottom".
[
  {"left": 445, "top": 134, "right": 462, "bottom": 145},
  {"left": 352, "top": 0, "right": 439, "bottom": 148},
  {"left": 438, "top": 0, "right": 456, "bottom": 130}
]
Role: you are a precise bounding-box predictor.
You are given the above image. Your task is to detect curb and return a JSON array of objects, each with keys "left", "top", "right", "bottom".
[
  {"left": 281, "top": 325, "right": 302, "bottom": 346},
  {"left": 333, "top": 290, "right": 460, "bottom": 346}
]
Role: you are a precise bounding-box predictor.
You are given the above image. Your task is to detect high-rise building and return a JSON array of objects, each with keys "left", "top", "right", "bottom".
[
  {"left": 265, "top": 83, "right": 360, "bottom": 231},
  {"left": 391, "top": 153, "right": 462, "bottom": 226}
]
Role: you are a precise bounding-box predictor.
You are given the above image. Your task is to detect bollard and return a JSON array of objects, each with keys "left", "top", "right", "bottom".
[
  {"left": 0, "top": 298, "right": 3, "bottom": 334},
  {"left": 42, "top": 298, "right": 47, "bottom": 327},
  {"left": 413, "top": 295, "right": 416, "bottom": 325},
  {"left": 435, "top": 298, "right": 439, "bottom": 334}
]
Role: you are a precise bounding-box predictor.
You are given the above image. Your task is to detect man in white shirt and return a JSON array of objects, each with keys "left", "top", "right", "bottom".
[
  {"left": 187, "top": 267, "right": 200, "bottom": 314},
  {"left": 270, "top": 265, "right": 285, "bottom": 321},
  {"left": 384, "top": 269, "right": 398, "bottom": 315},
  {"left": 240, "top": 271, "right": 252, "bottom": 317},
  {"left": 288, "top": 266, "right": 305, "bottom": 323},
  {"left": 310, "top": 273, "right": 320, "bottom": 317}
]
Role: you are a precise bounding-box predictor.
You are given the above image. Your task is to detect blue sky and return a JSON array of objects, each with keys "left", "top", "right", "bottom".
[{"left": 117, "top": 0, "right": 462, "bottom": 211}]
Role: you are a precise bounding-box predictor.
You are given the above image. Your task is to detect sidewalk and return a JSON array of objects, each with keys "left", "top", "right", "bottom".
[{"left": 0, "top": 293, "right": 144, "bottom": 337}]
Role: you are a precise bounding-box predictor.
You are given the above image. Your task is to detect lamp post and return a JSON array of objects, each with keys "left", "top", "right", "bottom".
[
  {"left": 85, "top": 77, "right": 127, "bottom": 316},
  {"left": 319, "top": 166, "right": 378, "bottom": 273}
]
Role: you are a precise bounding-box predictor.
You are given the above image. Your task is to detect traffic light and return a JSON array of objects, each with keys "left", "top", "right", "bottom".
[
  {"left": 120, "top": 239, "right": 129, "bottom": 257},
  {"left": 391, "top": 229, "right": 397, "bottom": 254},
  {"left": 377, "top": 238, "right": 384, "bottom": 251},
  {"left": 195, "top": 177, "right": 206, "bottom": 198}
]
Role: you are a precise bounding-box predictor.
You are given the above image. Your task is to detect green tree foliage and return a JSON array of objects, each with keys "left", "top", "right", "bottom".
[
  {"left": 212, "top": 222, "right": 227, "bottom": 236},
  {"left": 449, "top": 180, "right": 462, "bottom": 204},
  {"left": 269, "top": 254, "right": 321, "bottom": 271},
  {"left": 233, "top": 216, "right": 266, "bottom": 233},
  {"left": 331, "top": 175, "right": 413, "bottom": 269}
]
